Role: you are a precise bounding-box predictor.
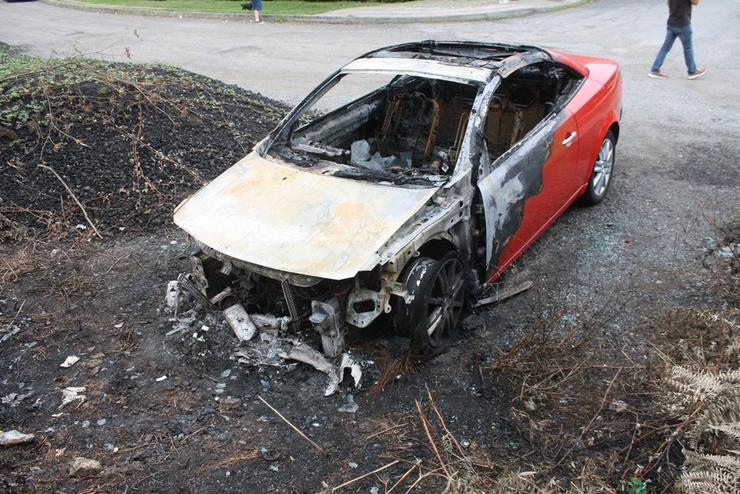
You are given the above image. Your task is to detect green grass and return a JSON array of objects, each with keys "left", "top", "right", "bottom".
[{"left": 72, "top": 0, "right": 389, "bottom": 15}]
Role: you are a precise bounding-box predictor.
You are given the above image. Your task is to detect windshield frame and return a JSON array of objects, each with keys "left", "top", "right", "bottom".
[{"left": 260, "top": 68, "right": 486, "bottom": 186}]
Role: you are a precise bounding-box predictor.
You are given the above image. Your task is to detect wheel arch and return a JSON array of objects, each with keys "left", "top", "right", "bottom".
[
  {"left": 608, "top": 121, "right": 620, "bottom": 143},
  {"left": 585, "top": 116, "right": 619, "bottom": 169},
  {"left": 417, "top": 238, "right": 458, "bottom": 260}
]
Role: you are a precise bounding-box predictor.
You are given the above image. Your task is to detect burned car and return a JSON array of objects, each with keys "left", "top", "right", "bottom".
[{"left": 173, "top": 41, "right": 622, "bottom": 358}]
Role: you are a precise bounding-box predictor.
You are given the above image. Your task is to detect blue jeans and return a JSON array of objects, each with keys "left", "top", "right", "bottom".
[{"left": 651, "top": 24, "right": 697, "bottom": 74}]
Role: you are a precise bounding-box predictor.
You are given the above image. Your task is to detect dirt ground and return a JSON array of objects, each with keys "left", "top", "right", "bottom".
[{"left": 1, "top": 44, "right": 739, "bottom": 493}]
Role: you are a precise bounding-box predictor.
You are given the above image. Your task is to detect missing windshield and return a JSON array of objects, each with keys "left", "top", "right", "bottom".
[{"left": 267, "top": 74, "right": 480, "bottom": 184}]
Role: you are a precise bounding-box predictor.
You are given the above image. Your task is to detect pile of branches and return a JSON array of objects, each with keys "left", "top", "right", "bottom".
[{"left": 0, "top": 44, "right": 287, "bottom": 242}]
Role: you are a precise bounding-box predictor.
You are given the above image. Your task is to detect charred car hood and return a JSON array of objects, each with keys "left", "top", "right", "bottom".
[{"left": 173, "top": 154, "right": 438, "bottom": 280}]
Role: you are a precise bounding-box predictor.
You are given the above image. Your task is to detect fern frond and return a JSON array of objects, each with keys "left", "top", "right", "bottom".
[
  {"left": 490, "top": 471, "right": 540, "bottom": 494},
  {"left": 677, "top": 476, "right": 737, "bottom": 494},
  {"left": 665, "top": 366, "right": 726, "bottom": 403},
  {"left": 725, "top": 337, "right": 740, "bottom": 360},
  {"left": 683, "top": 449, "right": 740, "bottom": 469},
  {"left": 718, "top": 368, "right": 740, "bottom": 385},
  {"left": 709, "top": 422, "right": 740, "bottom": 443},
  {"left": 688, "top": 396, "right": 740, "bottom": 447}
]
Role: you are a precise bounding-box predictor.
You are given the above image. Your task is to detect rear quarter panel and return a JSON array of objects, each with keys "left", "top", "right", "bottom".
[
  {"left": 567, "top": 60, "right": 622, "bottom": 186},
  {"left": 549, "top": 49, "right": 622, "bottom": 185},
  {"left": 570, "top": 76, "right": 621, "bottom": 185}
]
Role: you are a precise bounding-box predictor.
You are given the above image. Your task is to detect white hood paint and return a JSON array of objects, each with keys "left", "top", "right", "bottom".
[{"left": 174, "top": 154, "right": 438, "bottom": 280}]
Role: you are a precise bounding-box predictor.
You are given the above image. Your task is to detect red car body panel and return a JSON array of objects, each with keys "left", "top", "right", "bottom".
[{"left": 486, "top": 49, "right": 622, "bottom": 283}]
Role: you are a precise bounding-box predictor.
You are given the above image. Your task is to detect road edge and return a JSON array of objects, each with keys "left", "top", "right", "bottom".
[{"left": 38, "top": 0, "right": 594, "bottom": 24}]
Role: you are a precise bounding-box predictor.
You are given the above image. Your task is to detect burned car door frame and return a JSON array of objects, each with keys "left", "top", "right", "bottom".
[{"left": 472, "top": 59, "right": 586, "bottom": 281}]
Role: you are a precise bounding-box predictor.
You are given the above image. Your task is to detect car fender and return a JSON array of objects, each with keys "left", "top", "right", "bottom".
[{"left": 579, "top": 73, "right": 622, "bottom": 185}]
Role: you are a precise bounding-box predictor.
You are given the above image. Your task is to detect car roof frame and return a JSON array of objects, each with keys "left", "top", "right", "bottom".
[{"left": 260, "top": 41, "right": 554, "bottom": 179}]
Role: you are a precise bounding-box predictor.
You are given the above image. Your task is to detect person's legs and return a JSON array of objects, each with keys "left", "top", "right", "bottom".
[
  {"left": 651, "top": 26, "right": 678, "bottom": 73},
  {"left": 677, "top": 25, "right": 697, "bottom": 74},
  {"left": 253, "top": 0, "right": 262, "bottom": 22}
]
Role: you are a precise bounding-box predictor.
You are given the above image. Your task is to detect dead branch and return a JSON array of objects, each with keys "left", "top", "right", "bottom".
[
  {"left": 257, "top": 395, "right": 325, "bottom": 455},
  {"left": 196, "top": 450, "right": 259, "bottom": 474},
  {"left": 111, "top": 123, "right": 205, "bottom": 184},
  {"left": 365, "top": 423, "right": 408, "bottom": 441},
  {"left": 403, "top": 466, "right": 447, "bottom": 493},
  {"left": 549, "top": 367, "right": 623, "bottom": 472},
  {"left": 415, "top": 400, "right": 451, "bottom": 478},
  {"left": 2, "top": 300, "right": 25, "bottom": 334},
  {"left": 331, "top": 459, "right": 400, "bottom": 493},
  {"left": 44, "top": 96, "right": 90, "bottom": 148},
  {"left": 37, "top": 164, "right": 103, "bottom": 239},
  {"left": 386, "top": 460, "right": 420, "bottom": 494}
]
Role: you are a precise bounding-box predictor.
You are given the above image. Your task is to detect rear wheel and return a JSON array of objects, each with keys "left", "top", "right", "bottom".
[
  {"left": 393, "top": 252, "right": 467, "bottom": 357},
  {"left": 579, "top": 131, "right": 616, "bottom": 206}
]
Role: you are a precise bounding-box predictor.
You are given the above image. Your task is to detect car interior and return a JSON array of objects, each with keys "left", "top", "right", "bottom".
[{"left": 269, "top": 62, "right": 583, "bottom": 181}]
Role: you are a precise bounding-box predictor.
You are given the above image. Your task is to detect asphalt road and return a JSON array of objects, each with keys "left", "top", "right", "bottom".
[
  {"left": 0, "top": 0, "right": 738, "bottom": 111},
  {"left": 1, "top": 0, "right": 739, "bottom": 323}
]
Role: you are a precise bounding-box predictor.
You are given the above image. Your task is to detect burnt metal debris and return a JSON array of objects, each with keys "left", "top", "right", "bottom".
[{"left": 170, "top": 41, "right": 582, "bottom": 364}]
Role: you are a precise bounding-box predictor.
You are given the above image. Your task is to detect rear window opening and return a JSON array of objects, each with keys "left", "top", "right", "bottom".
[{"left": 269, "top": 74, "right": 479, "bottom": 184}]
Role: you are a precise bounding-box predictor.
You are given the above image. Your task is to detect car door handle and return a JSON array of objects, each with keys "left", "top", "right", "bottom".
[{"left": 562, "top": 131, "right": 577, "bottom": 147}]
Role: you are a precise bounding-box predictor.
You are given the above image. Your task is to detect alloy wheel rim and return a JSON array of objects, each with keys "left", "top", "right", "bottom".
[
  {"left": 424, "top": 257, "right": 465, "bottom": 347},
  {"left": 591, "top": 138, "right": 614, "bottom": 197}
]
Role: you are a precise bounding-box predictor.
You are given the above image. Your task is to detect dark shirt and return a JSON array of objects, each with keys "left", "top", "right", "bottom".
[{"left": 668, "top": 0, "right": 692, "bottom": 27}]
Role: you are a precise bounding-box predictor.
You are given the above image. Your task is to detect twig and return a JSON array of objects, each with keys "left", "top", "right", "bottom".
[
  {"left": 45, "top": 96, "right": 90, "bottom": 148},
  {"left": 404, "top": 466, "right": 446, "bottom": 494},
  {"left": 197, "top": 450, "right": 259, "bottom": 474},
  {"left": 111, "top": 123, "right": 204, "bottom": 184},
  {"left": 581, "top": 367, "right": 622, "bottom": 435},
  {"left": 425, "top": 386, "right": 466, "bottom": 458},
  {"left": 415, "top": 400, "right": 450, "bottom": 478},
  {"left": 331, "top": 460, "right": 400, "bottom": 493},
  {"left": 3, "top": 299, "right": 25, "bottom": 334},
  {"left": 257, "top": 395, "right": 325, "bottom": 454},
  {"left": 179, "top": 426, "right": 207, "bottom": 443},
  {"left": 548, "top": 368, "right": 623, "bottom": 472},
  {"left": 387, "top": 460, "right": 420, "bottom": 494},
  {"left": 37, "top": 164, "right": 103, "bottom": 239},
  {"left": 103, "top": 253, "right": 130, "bottom": 275},
  {"left": 365, "top": 423, "right": 407, "bottom": 441}
]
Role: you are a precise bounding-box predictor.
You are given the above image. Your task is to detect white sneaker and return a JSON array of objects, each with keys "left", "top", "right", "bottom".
[{"left": 688, "top": 67, "right": 707, "bottom": 79}]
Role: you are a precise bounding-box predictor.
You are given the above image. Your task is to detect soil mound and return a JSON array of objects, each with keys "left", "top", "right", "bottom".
[{"left": 0, "top": 44, "right": 287, "bottom": 242}]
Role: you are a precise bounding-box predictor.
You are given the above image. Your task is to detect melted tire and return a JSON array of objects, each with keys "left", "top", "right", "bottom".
[{"left": 393, "top": 252, "right": 467, "bottom": 358}]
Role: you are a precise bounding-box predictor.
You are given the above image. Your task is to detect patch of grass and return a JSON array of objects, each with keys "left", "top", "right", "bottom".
[
  {"left": 71, "top": 0, "right": 392, "bottom": 15},
  {"left": 0, "top": 46, "right": 46, "bottom": 81}
]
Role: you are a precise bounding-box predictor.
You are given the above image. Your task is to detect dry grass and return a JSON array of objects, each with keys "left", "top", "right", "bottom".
[
  {"left": 195, "top": 450, "right": 260, "bottom": 475},
  {"left": 351, "top": 300, "right": 737, "bottom": 493},
  {"left": 369, "top": 349, "right": 418, "bottom": 398},
  {"left": 0, "top": 244, "right": 43, "bottom": 292}
]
